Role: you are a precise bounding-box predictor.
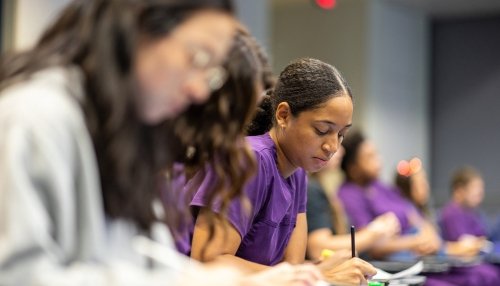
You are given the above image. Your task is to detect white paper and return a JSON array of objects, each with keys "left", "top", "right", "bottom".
[{"left": 372, "top": 261, "right": 424, "bottom": 280}]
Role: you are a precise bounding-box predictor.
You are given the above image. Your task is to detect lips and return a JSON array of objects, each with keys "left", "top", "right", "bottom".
[
  {"left": 314, "top": 153, "right": 334, "bottom": 162},
  {"left": 312, "top": 157, "right": 330, "bottom": 168}
]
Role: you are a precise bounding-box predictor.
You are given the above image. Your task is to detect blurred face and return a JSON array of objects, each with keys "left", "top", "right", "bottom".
[
  {"left": 354, "top": 140, "right": 382, "bottom": 181},
  {"left": 462, "top": 177, "right": 485, "bottom": 208},
  {"left": 410, "top": 171, "right": 430, "bottom": 207},
  {"left": 134, "top": 10, "right": 235, "bottom": 124},
  {"left": 277, "top": 95, "right": 353, "bottom": 173}
]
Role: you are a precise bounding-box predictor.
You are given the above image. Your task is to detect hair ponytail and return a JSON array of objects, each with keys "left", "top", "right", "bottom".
[
  {"left": 245, "top": 58, "right": 352, "bottom": 137},
  {"left": 246, "top": 90, "right": 274, "bottom": 136}
]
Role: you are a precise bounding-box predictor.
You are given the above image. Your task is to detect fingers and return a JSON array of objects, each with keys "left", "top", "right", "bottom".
[
  {"left": 370, "top": 212, "right": 401, "bottom": 237},
  {"left": 339, "top": 258, "right": 373, "bottom": 285},
  {"left": 321, "top": 257, "right": 377, "bottom": 285},
  {"left": 416, "top": 242, "right": 439, "bottom": 255},
  {"left": 350, "top": 257, "right": 377, "bottom": 277}
]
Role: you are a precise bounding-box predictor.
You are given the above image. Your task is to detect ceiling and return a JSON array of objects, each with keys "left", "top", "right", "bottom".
[
  {"left": 375, "top": 0, "right": 500, "bottom": 18},
  {"left": 274, "top": 0, "right": 500, "bottom": 18}
]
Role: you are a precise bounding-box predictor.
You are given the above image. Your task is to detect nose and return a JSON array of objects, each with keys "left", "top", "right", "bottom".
[
  {"left": 322, "top": 135, "right": 340, "bottom": 156},
  {"left": 183, "top": 72, "right": 211, "bottom": 104}
]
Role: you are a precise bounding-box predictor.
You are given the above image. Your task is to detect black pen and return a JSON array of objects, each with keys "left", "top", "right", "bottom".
[{"left": 351, "top": 225, "right": 356, "bottom": 258}]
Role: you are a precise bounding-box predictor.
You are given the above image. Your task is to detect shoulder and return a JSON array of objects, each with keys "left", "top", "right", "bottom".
[
  {"left": 372, "top": 180, "right": 393, "bottom": 193},
  {"left": 0, "top": 66, "right": 86, "bottom": 131},
  {"left": 293, "top": 168, "right": 308, "bottom": 187},
  {"left": 246, "top": 134, "right": 276, "bottom": 174},
  {"left": 246, "top": 134, "right": 274, "bottom": 156},
  {"left": 440, "top": 201, "right": 460, "bottom": 218},
  {"left": 338, "top": 181, "right": 363, "bottom": 196}
]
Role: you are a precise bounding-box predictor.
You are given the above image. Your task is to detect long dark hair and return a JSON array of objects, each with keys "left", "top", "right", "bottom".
[
  {"left": 0, "top": 0, "right": 234, "bottom": 230},
  {"left": 165, "top": 28, "right": 268, "bottom": 236},
  {"left": 246, "top": 58, "right": 352, "bottom": 136}
]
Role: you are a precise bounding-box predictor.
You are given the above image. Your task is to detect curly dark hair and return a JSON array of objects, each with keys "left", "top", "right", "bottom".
[
  {"left": 246, "top": 58, "right": 352, "bottom": 136},
  {"left": 164, "top": 28, "right": 268, "bottom": 240},
  {"left": 0, "top": 0, "right": 234, "bottom": 230}
]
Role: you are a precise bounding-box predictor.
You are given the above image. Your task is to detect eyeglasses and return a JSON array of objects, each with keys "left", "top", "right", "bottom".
[{"left": 189, "top": 47, "right": 228, "bottom": 92}]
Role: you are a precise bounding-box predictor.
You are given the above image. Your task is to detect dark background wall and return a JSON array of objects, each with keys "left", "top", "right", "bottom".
[{"left": 431, "top": 15, "right": 500, "bottom": 215}]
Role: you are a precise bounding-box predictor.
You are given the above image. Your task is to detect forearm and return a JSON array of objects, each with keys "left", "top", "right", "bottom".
[
  {"left": 207, "top": 244, "right": 307, "bottom": 275},
  {"left": 369, "top": 235, "right": 418, "bottom": 259},
  {"left": 326, "top": 229, "right": 379, "bottom": 253},
  {"left": 282, "top": 213, "right": 308, "bottom": 264},
  {"left": 308, "top": 229, "right": 378, "bottom": 259},
  {"left": 213, "top": 254, "right": 270, "bottom": 274},
  {"left": 0, "top": 253, "right": 183, "bottom": 286}
]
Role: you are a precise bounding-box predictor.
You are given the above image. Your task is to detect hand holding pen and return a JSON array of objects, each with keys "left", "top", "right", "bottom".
[{"left": 317, "top": 226, "right": 378, "bottom": 285}]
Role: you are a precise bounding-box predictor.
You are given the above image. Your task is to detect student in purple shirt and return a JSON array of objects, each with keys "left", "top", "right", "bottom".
[
  {"left": 439, "top": 167, "right": 500, "bottom": 272},
  {"left": 338, "top": 131, "right": 500, "bottom": 285},
  {"left": 306, "top": 146, "right": 401, "bottom": 260},
  {"left": 338, "top": 132, "right": 439, "bottom": 257},
  {"left": 167, "top": 28, "right": 328, "bottom": 286},
  {"left": 395, "top": 162, "right": 487, "bottom": 257},
  {"left": 189, "top": 58, "right": 377, "bottom": 285},
  {"left": 439, "top": 167, "right": 490, "bottom": 242}
]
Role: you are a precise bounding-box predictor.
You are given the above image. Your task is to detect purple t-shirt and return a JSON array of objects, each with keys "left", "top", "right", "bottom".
[
  {"left": 439, "top": 201, "right": 487, "bottom": 241},
  {"left": 338, "top": 180, "right": 420, "bottom": 234},
  {"left": 191, "top": 133, "right": 308, "bottom": 266},
  {"left": 160, "top": 163, "right": 193, "bottom": 255}
]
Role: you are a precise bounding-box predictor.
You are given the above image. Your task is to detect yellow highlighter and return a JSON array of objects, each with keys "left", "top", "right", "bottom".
[{"left": 320, "top": 249, "right": 335, "bottom": 260}]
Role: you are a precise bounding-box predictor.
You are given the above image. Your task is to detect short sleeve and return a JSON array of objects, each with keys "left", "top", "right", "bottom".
[
  {"left": 438, "top": 204, "right": 485, "bottom": 241},
  {"left": 190, "top": 152, "right": 269, "bottom": 239},
  {"left": 439, "top": 208, "right": 463, "bottom": 241}
]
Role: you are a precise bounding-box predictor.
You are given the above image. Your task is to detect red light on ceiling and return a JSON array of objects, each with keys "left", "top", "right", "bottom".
[{"left": 315, "top": 0, "right": 337, "bottom": 10}]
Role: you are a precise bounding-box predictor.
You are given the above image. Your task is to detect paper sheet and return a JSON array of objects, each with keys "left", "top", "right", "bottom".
[{"left": 372, "top": 261, "right": 424, "bottom": 280}]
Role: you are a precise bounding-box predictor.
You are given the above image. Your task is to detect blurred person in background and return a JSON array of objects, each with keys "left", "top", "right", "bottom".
[
  {"left": 439, "top": 167, "right": 490, "bottom": 244},
  {"left": 395, "top": 161, "right": 488, "bottom": 258},
  {"left": 306, "top": 146, "right": 400, "bottom": 260},
  {"left": 339, "top": 131, "right": 500, "bottom": 286}
]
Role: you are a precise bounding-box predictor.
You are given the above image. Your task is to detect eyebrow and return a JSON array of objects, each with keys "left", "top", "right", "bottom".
[{"left": 316, "top": 120, "right": 352, "bottom": 129}]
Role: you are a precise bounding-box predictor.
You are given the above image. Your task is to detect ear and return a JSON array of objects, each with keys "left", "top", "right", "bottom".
[{"left": 275, "top": 102, "right": 292, "bottom": 128}]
